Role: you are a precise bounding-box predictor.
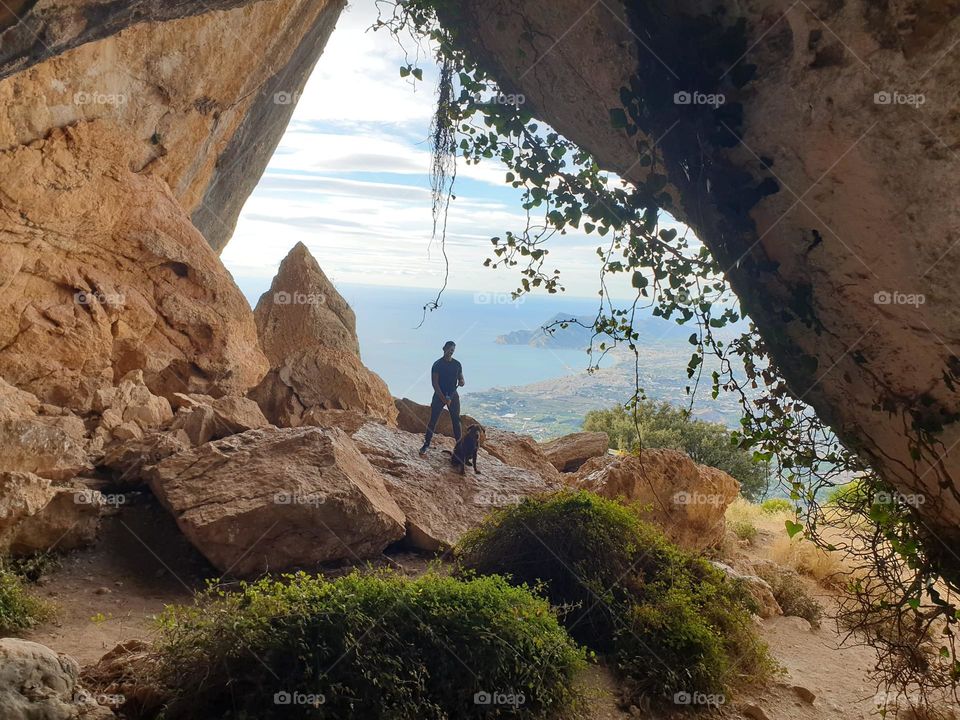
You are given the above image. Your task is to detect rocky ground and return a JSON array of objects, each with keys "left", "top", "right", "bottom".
[{"left": 16, "top": 499, "right": 894, "bottom": 720}]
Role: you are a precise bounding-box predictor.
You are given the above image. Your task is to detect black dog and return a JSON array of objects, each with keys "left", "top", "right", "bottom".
[{"left": 445, "top": 424, "right": 484, "bottom": 475}]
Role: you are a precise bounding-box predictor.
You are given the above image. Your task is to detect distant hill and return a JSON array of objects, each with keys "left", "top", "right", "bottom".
[{"left": 495, "top": 313, "right": 605, "bottom": 349}]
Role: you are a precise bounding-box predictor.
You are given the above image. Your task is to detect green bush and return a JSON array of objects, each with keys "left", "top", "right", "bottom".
[
  {"left": 455, "top": 491, "right": 774, "bottom": 706},
  {"left": 583, "top": 402, "right": 771, "bottom": 501},
  {"left": 0, "top": 564, "right": 53, "bottom": 634},
  {"left": 152, "top": 570, "right": 585, "bottom": 719},
  {"left": 760, "top": 498, "right": 793, "bottom": 515},
  {"left": 730, "top": 519, "right": 758, "bottom": 543}
]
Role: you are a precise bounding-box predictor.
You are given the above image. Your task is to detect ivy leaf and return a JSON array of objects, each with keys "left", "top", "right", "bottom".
[
  {"left": 631, "top": 271, "right": 648, "bottom": 289},
  {"left": 400, "top": 66, "right": 411, "bottom": 78},
  {"left": 785, "top": 520, "right": 803, "bottom": 538}
]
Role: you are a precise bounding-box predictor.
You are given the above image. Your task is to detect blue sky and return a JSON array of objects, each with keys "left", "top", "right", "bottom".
[{"left": 221, "top": 0, "right": 688, "bottom": 302}]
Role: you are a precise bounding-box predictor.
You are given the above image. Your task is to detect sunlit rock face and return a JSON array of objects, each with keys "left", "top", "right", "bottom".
[
  {"left": 450, "top": 0, "right": 960, "bottom": 567},
  {"left": 0, "top": 0, "right": 347, "bottom": 410}
]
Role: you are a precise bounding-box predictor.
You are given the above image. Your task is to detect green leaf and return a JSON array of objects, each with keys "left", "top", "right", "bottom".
[
  {"left": 785, "top": 520, "right": 803, "bottom": 538},
  {"left": 399, "top": 66, "right": 411, "bottom": 78},
  {"left": 631, "top": 272, "right": 648, "bottom": 289}
]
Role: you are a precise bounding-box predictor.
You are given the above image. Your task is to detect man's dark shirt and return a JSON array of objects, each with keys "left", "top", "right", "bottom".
[{"left": 432, "top": 357, "right": 462, "bottom": 396}]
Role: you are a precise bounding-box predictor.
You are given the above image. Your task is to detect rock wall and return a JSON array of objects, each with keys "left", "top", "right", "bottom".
[
  {"left": 0, "top": 0, "right": 346, "bottom": 409},
  {"left": 450, "top": 0, "right": 960, "bottom": 567}
]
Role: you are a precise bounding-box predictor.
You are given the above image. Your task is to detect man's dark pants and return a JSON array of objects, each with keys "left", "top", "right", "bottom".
[{"left": 423, "top": 391, "right": 461, "bottom": 448}]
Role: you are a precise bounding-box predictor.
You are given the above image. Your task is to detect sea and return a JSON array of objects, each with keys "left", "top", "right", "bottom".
[{"left": 234, "top": 279, "right": 690, "bottom": 406}]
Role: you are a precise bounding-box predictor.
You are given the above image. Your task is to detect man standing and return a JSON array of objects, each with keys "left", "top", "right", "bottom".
[{"left": 419, "top": 340, "right": 464, "bottom": 455}]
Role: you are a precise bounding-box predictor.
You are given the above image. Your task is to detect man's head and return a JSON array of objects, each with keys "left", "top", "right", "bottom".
[{"left": 443, "top": 340, "right": 456, "bottom": 359}]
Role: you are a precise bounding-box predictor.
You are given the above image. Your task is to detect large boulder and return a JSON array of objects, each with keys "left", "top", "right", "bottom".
[
  {"left": 571, "top": 449, "right": 739, "bottom": 551},
  {"left": 145, "top": 427, "right": 406, "bottom": 576},
  {"left": 0, "top": 420, "right": 91, "bottom": 482},
  {"left": 168, "top": 394, "right": 271, "bottom": 446},
  {"left": 349, "top": 422, "right": 559, "bottom": 551},
  {"left": 254, "top": 241, "right": 360, "bottom": 362},
  {"left": 0, "top": 638, "right": 114, "bottom": 719},
  {"left": 482, "top": 427, "right": 561, "bottom": 483},
  {"left": 393, "top": 397, "right": 479, "bottom": 439},
  {"left": 0, "top": 472, "right": 105, "bottom": 555},
  {"left": 540, "top": 431, "right": 610, "bottom": 472},
  {"left": 250, "top": 244, "right": 397, "bottom": 427}
]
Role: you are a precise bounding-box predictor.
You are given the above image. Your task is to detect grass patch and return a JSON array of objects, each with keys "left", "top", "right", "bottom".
[
  {"left": 0, "top": 560, "right": 54, "bottom": 635},
  {"left": 455, "top": 490, "right": 775, "bottom": 707},
  {"left": 760, "top": 498, "right": 793, "bottom": 515},
  {"left": 152, "top": 570, "right": 586, "bottom": 719}
]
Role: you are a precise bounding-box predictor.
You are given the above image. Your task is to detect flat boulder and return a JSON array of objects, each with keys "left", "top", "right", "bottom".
[
  {"left": 350, "top": 422, "right": 559, "bottom": 551},
  {"left": 572, "top": 449, "right": 739, "bottom": 551},
  {"left": 146, "top": 427, "right": 406, "bottom": 576},
  {"left": 0, "top": 638, "right": 114, "bottom": 719},
  {"left": 169, "top": 394, "right": 270, "bottom": 446},
  {"left": 540, "top": 431, "right": 610, "bottom": 472}
]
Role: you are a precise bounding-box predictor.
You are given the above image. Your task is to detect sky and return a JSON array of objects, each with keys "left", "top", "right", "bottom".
[{"left": 221, "top": 0, "right": 689, "bottom": 302}]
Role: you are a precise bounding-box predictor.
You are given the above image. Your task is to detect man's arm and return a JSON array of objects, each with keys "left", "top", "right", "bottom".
[{"left": 458, "top": 367, "right": 465, "bottom": 388}]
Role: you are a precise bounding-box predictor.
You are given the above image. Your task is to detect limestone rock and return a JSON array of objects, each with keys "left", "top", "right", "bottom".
[
  {"left": 0, "top": 472, "right": 104, "bottom": 554},
  {"left": 710, "top": 561, "right": 782, "bottom": 619},
  {"left": 254, "top": 241, "right": 360, "bottom": 363},
  {"left": 394, "top": 397, "right": 479, "bottom": 439},
  {"left": 146, "top": 427, "right": 406, "bottom": 576},
  {"left": 572, "top": 449, "right": 739, "bottom": 551},
  {"left": 350, "top": 422, "right": 559, "bottom": 551},
  {"left": 250, "top": 244, "right": 397, "bottom": 427},
  {"left": 0, "top": 378, "right": 40, "bottom": 420},
  {"left": 0, "top": 638, "right": 114, "bottom": 719},
  {"left": 482, "top": 427, "right": 560, "bottom": 482},
  {"left": 0, "top": 123, "right": 269, "bottom": 412},
  {"left": 92, "top": 371, "right": 174, "bottom": 443},
  {"left": 251, "top": 347, "right": 397, "bottom": 427},
  {"left": 450, "top": 0, "right": 960, "bottom": 566},
  {"left": 0, "top": 420, "right": 91, "bottom": 481},
  {"left": 540, "top": 431, "right": 610, "bottom": 472},
  {"left": 99, "top": 430, "right": 192, "bottom": 486},
  {"left": 301, "top": 408, "right": 384, "bottom": 435},
  {"left": 170, "top": 395, "right": 270, "bottom": 446}
]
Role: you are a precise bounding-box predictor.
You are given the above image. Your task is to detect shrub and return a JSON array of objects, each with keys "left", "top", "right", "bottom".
[
  {"left": 152, "top": 570, "right": 585, "bottom": 719},
  {"left": 455, "top": 491, "right": 774, "bottom": 706},
  {"left": 760, "top": 498, "right": 793, "bottom": 515},
  {"left": 0, "top": 563, "right": 53, "bottom": 634},
  {"left": 583, "top": 403, "right": 771, "bottom": 501},
  {"left": 730, "top": 519, "right": 758, "bottom": 543}
]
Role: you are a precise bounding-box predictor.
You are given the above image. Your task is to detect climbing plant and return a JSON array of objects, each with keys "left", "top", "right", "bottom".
[{"left": 373, "top": 0, "right": 959, "bottom": 708}]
